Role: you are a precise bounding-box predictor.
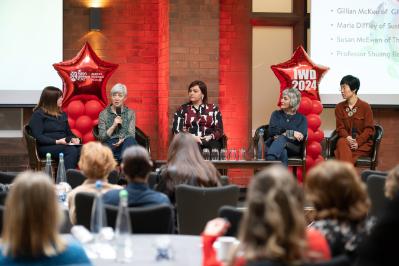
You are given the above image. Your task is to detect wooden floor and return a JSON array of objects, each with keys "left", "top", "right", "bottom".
[{"left": 0, "top": 138, "right": 29, "bottom": 172}]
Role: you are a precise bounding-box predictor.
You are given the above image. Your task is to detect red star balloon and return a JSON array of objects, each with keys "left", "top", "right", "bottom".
[
  {"left": 53, "top": 42, "right": 118, "bottom": 107},
  {"left": 271, "top": 46, "right": 329, "bottom": 103}
]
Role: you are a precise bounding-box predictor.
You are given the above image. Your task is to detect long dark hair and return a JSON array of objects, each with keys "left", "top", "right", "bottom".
[
  {"left": 166, "top": 133, "right": 220, "bottom": 186},
  {"left": 34, "top": 86, "right": 63, "bottom": 116}
]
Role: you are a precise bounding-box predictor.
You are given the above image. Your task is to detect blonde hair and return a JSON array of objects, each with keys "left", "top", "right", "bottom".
[
  {"left": 237, "top": 165, "right": 306, "bottom": 264},
  {"left": 78, "top": 142, "right": 117, "bottom": 180},
  {"left": 166, "top": 133, "right": 220, "bottom": 186},
  {"left": 2, "top": 171, "right": 65, "bottom": 257},
  {"left": 305, "top": 160, "right": 370, "bottom": 221},
  {"left": 385, "top": 165, "right": 399, "bottom": 199}
]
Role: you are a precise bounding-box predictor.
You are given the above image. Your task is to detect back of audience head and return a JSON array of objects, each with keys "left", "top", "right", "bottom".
[
  {"left": 122, "top": 145, "right": 153, "bottom": 182},
  {"left": 385, "top": 164, "right": 399, "bottom": 200},
  {"left": 78, "top": 141, "right": 116, "bottom": 180},
  {"left": 167, "top": 132, "right": 220, "bottom": 186},
  {"left": 238, "top": 165, "right": 306, "bottom": 264},
  {"left": 305, "top": 160, "right": 369, "bottom": 222},
  {"left": 2, "top": 171, "right": 64, "bottom": 257}
]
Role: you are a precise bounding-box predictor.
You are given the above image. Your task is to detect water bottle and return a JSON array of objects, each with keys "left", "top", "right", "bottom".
[
  {"left": 44, "top": 153, "right": 53, "bottom": 179},
  {"left": 257, "top": 128, "right": 265, "bottom": 160},
  {"left": 55, "top": 153, "right": 68, "bottom": 203},
  {"left": 90, "top": 181, "right": 107, "bottom": 236},
  {"left": 115, "top": 189, "right": 132, "bottom": 262}
]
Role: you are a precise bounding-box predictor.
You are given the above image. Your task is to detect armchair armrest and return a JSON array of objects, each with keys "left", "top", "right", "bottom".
[{"left": 326, "top": 130, "right": 338, "bottom": 158}]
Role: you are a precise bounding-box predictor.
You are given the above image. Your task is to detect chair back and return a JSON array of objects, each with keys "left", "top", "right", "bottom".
[
  {"left": 360, "top": 169, "right": 387, "bottom": 183},
  {"left": 0, "top": 172, "right": 17, "bottom": 184},
  {"left": 218, "top": 205, "right": 243, "bottom": 237},
  {"left": 66, "top": 169, "right": 86, "bottom": 189},
  {"left": 369, "top": 124, "right": 383, "bottom": 169},
  {"left": 105, "top": 204, "right": 174, "bottom": 234},
  {"left": 367, "top": 174, "right": 389, "bottom": 218},
  {"left": 175, "top": 184, "right": 239, "bottom": 235},
  {"left": 93, "top": 124, "right": 151, "bottom": 153},
  {"left": 74, "top": 192, "right": 95, "bottom": 230},
  {"left": 23, "top": 125, "right": 42, "bottom": 170}
]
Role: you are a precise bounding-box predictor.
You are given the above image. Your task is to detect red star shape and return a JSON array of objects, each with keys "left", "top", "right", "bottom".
[
  {"left": 271, "top": 46, "right": 329, "bottom": 103},
  {"left": 53, "top": 42, "right": 118, "bottom": 108}
]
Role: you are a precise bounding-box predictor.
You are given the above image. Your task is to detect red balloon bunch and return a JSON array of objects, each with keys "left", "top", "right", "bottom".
[
  {"left": 53, "top": 42, "right": 118, "bottom": 143},
  {"left": 271, "top": 46, "right": 329, "bottom": 180}
]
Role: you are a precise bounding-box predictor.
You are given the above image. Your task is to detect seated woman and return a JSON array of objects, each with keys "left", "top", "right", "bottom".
[
  {"left": 305, "top": 160, "right": 372, "bottom": 260},
  {"left": 98, "top": 83, "right": 137, "bottom": 162},
  {"left": 202, "top": 165, "right": 331, "bottom": 266},
  {"left": 334, "top": 75, "right": 374, "bottom": 164},
  {"left": 156, "top": 132, "right": 221, "bottom": 204},
  {"left": 172, "top": 80, "right": 224, "bottom": 150},
  {"left": 265, "top": 88, "right": 307, "bottom": 166},
  {"left": 29, "top": 86, "right": 81, "bottom": 170},
  {"left": 0, "top": 171, "right": 91, "bottom": 265},
  {"left": 67, "top": 142, "right": 122, "bottom": 224}
]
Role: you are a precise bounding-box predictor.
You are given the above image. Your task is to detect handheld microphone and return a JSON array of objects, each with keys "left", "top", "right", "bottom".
[
  {"left": 115, "top": 107, "right": 122, "bottom": 129},
  {"left": 116, "top": 106, "right": 122, "bottom": 116},
  {"left": 351, "top": 128, "right": 357, "bottom": 138}
]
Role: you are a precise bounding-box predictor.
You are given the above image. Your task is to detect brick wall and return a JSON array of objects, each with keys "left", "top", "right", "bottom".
[
  {"left": 373, "top": 109, "right": 399, "bottom": 171},
  {"left": 169, "top": 0, "right": 220, "bottom": 134},
  {"left": 219, "top": 0, "right": 252, "bottom": 184}
]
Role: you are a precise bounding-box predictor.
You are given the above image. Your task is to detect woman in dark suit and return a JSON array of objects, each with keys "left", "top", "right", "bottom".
[{"left": 29, "top": 86, "right": 80, "bottom": 170}]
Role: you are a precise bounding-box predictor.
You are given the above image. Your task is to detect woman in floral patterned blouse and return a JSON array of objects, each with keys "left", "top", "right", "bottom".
[
  {"left": 172, "top": 80, "right": 224, "bottom": 150},
  {"left": 305, "top": 160, "right": 372, "bottom": 261}
]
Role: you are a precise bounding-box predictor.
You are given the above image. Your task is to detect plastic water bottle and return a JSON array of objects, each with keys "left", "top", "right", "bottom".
[
  {"left": 55, "top": 153, "right": 69, "bottom": 203},
  {"left": 44, "top": 153, "right": 53, "bottom": 179},
  {"left": 90, "top": 181, "right": 107, "bottom": 236},
  {"left": 257, "top": 128, "right": 265, "bottom": 160},
  {"left": 115, "top": 189, "right": 132, "bottom": 262}
]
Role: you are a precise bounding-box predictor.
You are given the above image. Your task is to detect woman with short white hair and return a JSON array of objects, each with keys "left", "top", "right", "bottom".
[
  {"left": 265, "top": 87, "right": 307, "bottom": 166},
  {"left": 98, "top": 83, "right": 137, "bottom": 162}
]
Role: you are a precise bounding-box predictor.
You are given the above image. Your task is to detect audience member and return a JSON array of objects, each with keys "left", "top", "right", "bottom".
[
  {"left": 67, "top": 142, "right": 121, "bottom": 224},
  {"left": 103, "top": 146, "right": 170, "bottom": 206},
  {"left": 384, "top": 164, "right": 399, "bottom": 200},
  {"left": 29, "top": 86, "right": 81, "bottom": 170},
  {"left": 172, "top": 80, "right": 224, "bottom": 150},
  {"left": 98, "top": 83, "right": 137, "bottom": 162},
  {"left": 355, "top": 185, "right": 399, "bottom": 266},
  {"left": 0, "top": 171, "right": 91, "bottom": 265},
  {"left": 156, "top": 132, "right": 221, "bottom": 204},
  {"left": 305, "top": 160, "right": 371, "bottom": 260},
  {"left": 202, "top": 165, "right": 331, "bottom": 266},
  {"left": 334, "top": 75, "right": 374, "bottom": 164},
  {"left": 265, "top": 88, "right": 307, "bottom": 166}
]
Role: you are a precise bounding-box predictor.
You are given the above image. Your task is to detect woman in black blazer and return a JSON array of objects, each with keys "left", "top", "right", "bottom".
[{"left": 29, "top": 86, "right": 80, "bottom": 170}]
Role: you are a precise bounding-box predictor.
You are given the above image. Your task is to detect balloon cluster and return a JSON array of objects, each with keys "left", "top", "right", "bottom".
[
  {"left": 53, "top": 42, "right": 118, "bottom": 143},
  {"left": 271, "top": 46, "right": 329, "bottom": 180},
  {"left": 298, "top": 98, "right": 324, "bottom": 170},
  {"left": 67, "top": 100, "right": 104, "bottom": 143}
]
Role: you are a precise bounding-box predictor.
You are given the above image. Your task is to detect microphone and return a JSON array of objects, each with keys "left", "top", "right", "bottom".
[
  {"left": 351, "top": 128, "right": 357, "bottom": 138},
  {"left": 115, "top": 107, "right": 122, "bottom": 129}
]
